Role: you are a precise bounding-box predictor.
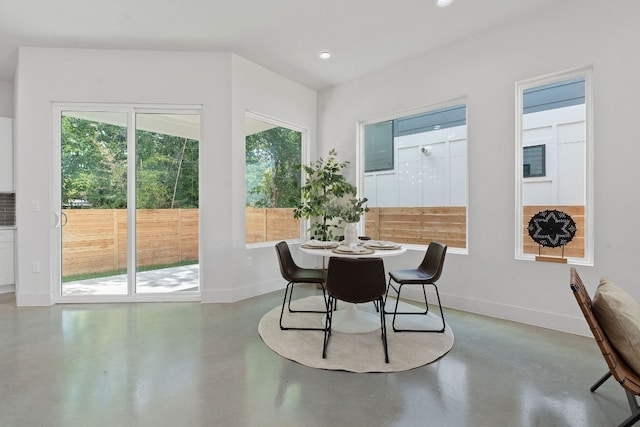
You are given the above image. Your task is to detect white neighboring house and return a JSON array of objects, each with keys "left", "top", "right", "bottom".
[
  {"left": 364, "top": 125, "right": 467, "bottom": 208},
  {"left": 522, "top": 104, "right": 585, "bottom": 206}
]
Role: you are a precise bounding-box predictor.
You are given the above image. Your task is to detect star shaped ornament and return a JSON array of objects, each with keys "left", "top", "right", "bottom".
[{"left": 528, "top": 210, "right": 577, "bottom": 248}]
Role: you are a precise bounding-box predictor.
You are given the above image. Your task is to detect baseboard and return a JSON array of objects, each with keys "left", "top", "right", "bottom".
[
  {"left": 397, "top": 287, "right": 589, "bottom": 337},
  {"left": 15, "top": 292, "right": 54, "bottom": 306},
  {"left": 0, "top": 284, "right": 15, "bottom": 294},
  {"left": 201, "top": 279, "right": 282, "bottom": 303}
]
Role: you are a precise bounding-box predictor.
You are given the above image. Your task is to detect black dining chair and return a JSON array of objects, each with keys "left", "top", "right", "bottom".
[
  {"left": 338, "top": 235, "right": 371, "bottom": 241},
  {"left": 322, "top": 256, "right": 389, "bottom": 363},
  {"left": 274, "top": 241, "right": 328, "bottom": 331},
  {"left": 384, "top": 241, "right": 447, "bottom": 332}
]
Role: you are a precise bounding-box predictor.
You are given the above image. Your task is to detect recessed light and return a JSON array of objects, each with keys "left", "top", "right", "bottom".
[
  {"left": 436, "top": 0, "right": 454, "bottom": 7},
  {"left": 318, "top": 50, "right": 332, "bottom": 60}
]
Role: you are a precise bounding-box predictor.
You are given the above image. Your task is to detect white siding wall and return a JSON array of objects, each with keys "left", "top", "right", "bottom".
[
  {"left": 522, "top": 104, "right": 585, "bottom": 206},
  {"left": 364, "top": 126, "right": 467, "bottom": 208}
]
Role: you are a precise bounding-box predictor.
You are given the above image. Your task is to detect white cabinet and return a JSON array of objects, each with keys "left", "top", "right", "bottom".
[
  {"left": 0, "top": 230, "right": 13, "bottom": 286},
  {"left": 0, "top": 117, "right": 13, "bottom": 192}
]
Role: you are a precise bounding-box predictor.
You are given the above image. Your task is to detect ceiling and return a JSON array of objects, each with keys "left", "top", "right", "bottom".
[{"left": 0, "top": 0, "right": 561, "bottom": 91}]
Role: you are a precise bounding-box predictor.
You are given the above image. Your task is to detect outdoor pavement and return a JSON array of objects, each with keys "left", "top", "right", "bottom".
[{"left": 62, "top": 264, "right": 199, "bottom": 295}]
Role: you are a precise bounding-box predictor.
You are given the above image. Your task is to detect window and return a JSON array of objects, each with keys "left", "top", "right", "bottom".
[
  {"left": 523, "top": 145, "right": 546, "bottom": 178},
  {"left": 360, "top": 102, "right": 467, "bottom": 250},
  {"left": 245, "top": 113, "right": 304, "bottom": 244},
  {"left": 364, "top": 121, "right": 393, "bottom": 172},
  {"left": 516, "top": 69, "right": 593, "bottom": 264}
]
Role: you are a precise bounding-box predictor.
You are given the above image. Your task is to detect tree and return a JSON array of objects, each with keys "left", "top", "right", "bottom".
[
  {"left": 61, "top": 116, "right": 199, "bottom": 209},
  {"left": 245, "top": 126, "right": 301, "bottom": 208}
]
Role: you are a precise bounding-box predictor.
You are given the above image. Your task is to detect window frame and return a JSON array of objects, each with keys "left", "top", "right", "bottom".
[
  {"left": 523, "top": 144, "right": 546, "bottom": 178},
  {"left": 244, "top": 111, "right": 308, "bottom": 248},
  {"left": 514, "top": 67, "right": 594, "bottom": 265},
  {"left": 356, "top": 97, "right": 469, "bottom": 254}
]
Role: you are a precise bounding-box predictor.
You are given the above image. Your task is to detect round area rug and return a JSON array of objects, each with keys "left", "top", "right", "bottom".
[{"left": 258, "top": 295, "right": 454, "bottom": 373}]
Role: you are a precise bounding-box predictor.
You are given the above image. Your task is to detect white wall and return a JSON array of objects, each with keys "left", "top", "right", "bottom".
[
  {"left": 228, "top": 55, "right": 317, "bottom": 301},
  {"left": 317, "top": 0, "right": 640, "bottom": 335},
  {"left": 0, "top": 80, "right": 13, "bottom": 117},
  {"left": 14, "top": 47, "right": 316, "bottom": 305}
]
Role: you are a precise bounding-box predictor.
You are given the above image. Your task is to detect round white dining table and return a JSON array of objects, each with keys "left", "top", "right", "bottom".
[{"left": 299, "top": 243, "right": 407, "bottom": 334}]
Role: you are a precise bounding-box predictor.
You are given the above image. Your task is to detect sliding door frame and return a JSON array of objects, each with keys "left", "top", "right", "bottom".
[{"left": 52, "top": 103, "right": 202, "bottom": 303}]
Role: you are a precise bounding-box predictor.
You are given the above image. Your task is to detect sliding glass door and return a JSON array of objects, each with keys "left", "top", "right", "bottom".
[{"left": 56, "top": 107, "right": 200, "bottom": 301}]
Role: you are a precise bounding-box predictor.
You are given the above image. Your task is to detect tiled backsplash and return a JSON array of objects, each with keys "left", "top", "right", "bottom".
[{"left": 0, "top": 193, "right": 15, "bottom": 226}]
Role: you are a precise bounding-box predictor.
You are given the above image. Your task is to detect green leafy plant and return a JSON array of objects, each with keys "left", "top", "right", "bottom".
[
  {"left": 334, "top": 197, "right": 369, "bottom": 223},
  {"left": 293, "top": 149, "right": 356, "bottom": 241}
]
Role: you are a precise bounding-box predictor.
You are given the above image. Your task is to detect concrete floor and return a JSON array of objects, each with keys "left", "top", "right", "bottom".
[{"left": 0, "top": 286, "right": 634, "bottom": 427}]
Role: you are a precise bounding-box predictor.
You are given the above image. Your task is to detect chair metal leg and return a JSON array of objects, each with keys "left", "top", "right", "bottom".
[
  {"left": 384, "top": 278, "right": 428, "bottom": 316},
  {"left": 620, "top": 410, "right": 640, "bottom": 427},
  {"left": 379, "top": 296, "right": 389, "bottom": 363},
  {"left": 279, "top": 281, "right": 329, "bottom": 331},
  {"left": 621, "top": 391, "right": 640, "bottom": 427},
  {"left": 590, "top": 372, "right": 640, "bottom": 427},
  {"left": 390, "top": 282, "right": 446, "bottom": 333},
  {"left": 322, "top": 295, "right": 334, "bottom": 358},
  {"left": 627, "top": 390, "right": 639, "bottom": 412},
  {"left": 590, "top": 371, "right": 613, "bottom": 392},
  {"left": 287, "top": 282, "right": 328, "bottom": 314}
]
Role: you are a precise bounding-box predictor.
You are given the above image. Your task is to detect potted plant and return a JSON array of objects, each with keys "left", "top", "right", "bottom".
[
  {"left": 293, "top": 149, "right": 357, "bottom": 241},
  {"left": 335, "top": 197, "right": 369, "bottom": 245}
]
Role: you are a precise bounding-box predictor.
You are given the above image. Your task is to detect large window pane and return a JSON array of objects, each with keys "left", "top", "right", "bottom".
[
  {"left": 245, "top": 114, "right": 303, "bottom": 244},
  {"left": 135, "top": 113, "right": 200, "bottom": 294},
  {"left": 516, "top": 70, "right": 593, "bottom": 264},
  {"left": 361, "top": 103, "right": 467, "bottom": 250}
]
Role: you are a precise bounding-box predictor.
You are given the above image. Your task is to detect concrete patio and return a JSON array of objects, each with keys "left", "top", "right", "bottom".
[{"left": 62, "top": 264, "right": 199, "bottom": 295}]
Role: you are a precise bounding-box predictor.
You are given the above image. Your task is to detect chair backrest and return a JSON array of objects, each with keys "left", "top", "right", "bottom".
[
  {"left": 418, "top": 241, "right": 447, "bottom": 282},
  {"left": 570, "top": 267, "right": 640, "bottom": 395},
  {"left": 326, "top": 257, "right": 386, "bottom": 304},
  {"left": 275, "top": 241, "right": 299, "bottom": 282},
  {"left": 338, "top": 235, "right": 371, "bottom": 241}
]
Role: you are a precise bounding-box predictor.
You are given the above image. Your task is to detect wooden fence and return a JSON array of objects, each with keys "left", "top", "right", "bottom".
[
  {"left": 246, "top": 208, "right": 300, "bottom": 243},
  {"left": 62, "top": 209, "right": 199, "bottom": 277},
  {"left": 62, "top": 204, "right": 585, "bottom": 276},
  {"left": 246, "top": 206, "right": 469, "bottom": 248},
  {"left": 365, "top": 207, "right": 467, "bottom": 248}
]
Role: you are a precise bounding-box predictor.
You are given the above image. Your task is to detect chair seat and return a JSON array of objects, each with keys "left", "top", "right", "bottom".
[
  {"left": 291, "top": 268, "right": 326, "bottom": 284},
  {"left": 389, "top": 268, "right": 434, "bottom": 284}
]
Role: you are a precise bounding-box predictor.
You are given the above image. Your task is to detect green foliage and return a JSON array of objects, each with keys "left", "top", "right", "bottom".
[
  {"left": 293, "top": 149, "right": 356, "bottom": 241},
  {"left": 333, "top": 197, "right": 369, "bottom": 223},
  {"left": 61, "top": 116, "right": 199, "bottom": 209},
  {"left": 245, "top": 126, "right": 301, "bottom": 208}
]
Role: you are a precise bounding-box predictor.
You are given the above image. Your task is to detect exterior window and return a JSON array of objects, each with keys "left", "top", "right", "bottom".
[
  {"left": 245, "top": 113, "right": 304, "bottom": 244},
  {"left": 523, "top": 145, "right": 546, "bottom": 178},
  {"left": 360, "top": 103, "right": 467, "bottom": 250},
  {"left": 516, "top": 70, "right": 593, "bottom": 264}
]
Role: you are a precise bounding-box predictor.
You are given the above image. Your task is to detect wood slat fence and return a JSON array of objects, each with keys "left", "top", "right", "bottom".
[
  {"left": 365, "top": 207, "right": 467, "bottom": 249},
  {"left": 246, "top": 208, "right": 300, "bottom": 243},
  {"left": 62, "top": 204, "right": 585, "bottom": 276},
  {"left": 62, "top": 209, "right": 199, "bottom": 277}
]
